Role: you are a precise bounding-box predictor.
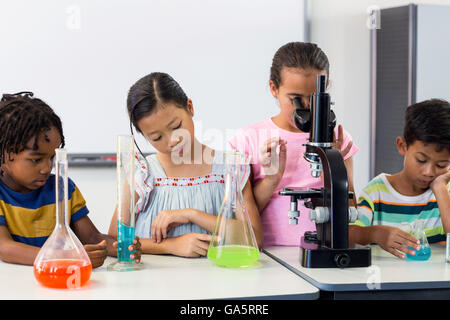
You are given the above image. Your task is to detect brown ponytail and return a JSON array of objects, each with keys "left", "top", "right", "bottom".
[{"left": 270, "top": 42, "right": 329, "bottom": 89}]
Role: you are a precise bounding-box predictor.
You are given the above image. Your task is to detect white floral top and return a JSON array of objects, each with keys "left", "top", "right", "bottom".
[{"left": 134, "top": 150, "right": 250, "bottom": 239}]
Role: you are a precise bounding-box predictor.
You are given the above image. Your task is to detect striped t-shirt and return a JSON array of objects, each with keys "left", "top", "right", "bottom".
[
  {"left": 0, "top": 174, "right": 89, "bottom": 247},
  {"left": 355, "top": 173, "right": 450, "bottom": 243}
]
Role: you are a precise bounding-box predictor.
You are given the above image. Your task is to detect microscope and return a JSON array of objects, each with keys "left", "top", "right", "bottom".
[{"left": 279, "top": 75, "right": 371, "bottom": 268}]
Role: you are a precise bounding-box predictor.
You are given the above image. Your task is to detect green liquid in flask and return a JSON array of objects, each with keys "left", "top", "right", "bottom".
[{"left": 208, "top": 245, "right": 259, "bottom": 268}]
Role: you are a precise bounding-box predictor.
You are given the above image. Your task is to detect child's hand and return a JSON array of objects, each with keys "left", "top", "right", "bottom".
[
  {"left": 260, "top": 137, "right": 287, "bottom": 180},
  {"left": 84, "top": 240, "right": 107, "bottom": 268},
  {"left": 430, "top": 169, "right": 450, "bottom": 192},
  {"left": 333, "top": 125, "right": 353, "bottom": 158},
  {"left": 373, "top": 226, "right": 420, "bottom": 259},
  {"left": 113, "top": 236, "right": 142, "bottom": 263},
  {"left": 170, "top": 233, "right": 212, "bottom": 258},
  {"left": 151, "top": 209, "right": 191, "bottom": 243}
]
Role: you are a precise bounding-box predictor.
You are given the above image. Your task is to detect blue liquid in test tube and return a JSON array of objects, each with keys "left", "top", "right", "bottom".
[
  {"left": 107, "top": 135, "right": 144, "bottom": 271},
  {"left": 117, "top": 221, "right": 135, "bottom": 262}
]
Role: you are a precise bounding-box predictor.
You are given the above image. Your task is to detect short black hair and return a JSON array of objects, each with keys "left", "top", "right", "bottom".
[
  {"left": 0, "top": 92, "right": 65, "bottom": 166},
  {"left": 403, "top": 98, "right": 450, "bottom": 153}
]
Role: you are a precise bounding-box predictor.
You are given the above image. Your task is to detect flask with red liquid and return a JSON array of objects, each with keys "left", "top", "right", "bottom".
[{"left": 33, "top": 149, "right": 92, "bottom": 289}]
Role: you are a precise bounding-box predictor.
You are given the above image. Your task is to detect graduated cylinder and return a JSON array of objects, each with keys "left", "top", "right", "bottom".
[{"left": 107, "top": 135, "right": 143, "bottom": 271}]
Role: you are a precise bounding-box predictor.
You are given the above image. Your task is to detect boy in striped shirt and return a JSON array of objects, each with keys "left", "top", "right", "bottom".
[{"left": 350, "top": 99, "right": 450, "bottom": 259}]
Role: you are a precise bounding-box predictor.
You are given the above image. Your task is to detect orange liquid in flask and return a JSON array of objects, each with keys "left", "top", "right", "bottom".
[{"left": 34, "top": 259, "right": 92, "bottom": 289}]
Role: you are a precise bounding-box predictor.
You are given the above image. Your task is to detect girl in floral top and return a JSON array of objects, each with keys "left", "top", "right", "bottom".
[{"left": 108, "top": 72, "right": 263, "bottom": 258}]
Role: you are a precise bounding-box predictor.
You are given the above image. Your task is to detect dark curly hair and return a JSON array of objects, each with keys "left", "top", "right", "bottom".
[{"left": 0, "top": 92, "right": 65, "bottom": 166}]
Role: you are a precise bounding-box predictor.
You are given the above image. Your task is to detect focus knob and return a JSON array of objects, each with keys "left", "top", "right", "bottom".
[
  {"left": 334, "top": 253, "right": 351, "bottom": 268},
  {"left": 348, "top": 207, "right": 358, "bottom": 223}
]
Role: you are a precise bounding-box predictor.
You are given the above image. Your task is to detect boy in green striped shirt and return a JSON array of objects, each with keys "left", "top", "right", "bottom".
[{"left": 350, "top": 99, "right": 450, "bottom": 259}]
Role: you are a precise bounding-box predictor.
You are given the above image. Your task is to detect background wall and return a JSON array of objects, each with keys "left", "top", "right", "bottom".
[
  {"left": 62, "top": 0, "right": 450, "bottom": 234},
  {"left": 0, "top": 0, "right": 306, "bottom": 156},
  {"left": 1, "top": 0, "right": 306, "bottom": 233},
  {"left": 309, "top": 0, "right": 450, "bottom": 200}
]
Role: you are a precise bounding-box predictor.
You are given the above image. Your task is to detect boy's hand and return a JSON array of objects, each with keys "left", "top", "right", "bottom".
[
  {"left": 260, "top": 137, "right": 287, "bottom": 181},
  {"left": 373, "top": 226, "right": 421, "bottom": 259},
  {"left": 151, "top": 209, "right": 191, "bottom": 243},
  {"left": 430, "top": 169, "right": 450, "bottom": 192},
  {"left": 113, "top": 236, "right": 142, "bottom": 263},
  {"left": 169, "top": 233, "right": 212, "bottom": 258},
  {"left": 84, "top": 240, "right": 107, "bottom": 268},
  {"left": 333, "top": 125, "right": 353, "bottom": 158}
]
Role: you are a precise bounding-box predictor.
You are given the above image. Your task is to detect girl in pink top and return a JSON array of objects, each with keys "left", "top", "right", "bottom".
[{"left": 229, "top": 42, "right": 358, "bottom": 246}]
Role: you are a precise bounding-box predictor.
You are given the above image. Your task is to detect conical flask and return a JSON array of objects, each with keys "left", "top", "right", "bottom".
[
  {"left": 406, "top": 220, "right": 431, "bottom": 261},
  {"left": 33, "top": 149, "right": 92, "bottom": 289},
  {"left": 107, "top": 135, "right": 144, "bottom": 271},
  {"left": 207, "top": 151, "right": 260, "bottom": 268}
]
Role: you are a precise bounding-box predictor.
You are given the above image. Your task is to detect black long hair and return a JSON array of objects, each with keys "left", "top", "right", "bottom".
[{"left": 127, "top": 72, "right": 188, "bottom": 156}]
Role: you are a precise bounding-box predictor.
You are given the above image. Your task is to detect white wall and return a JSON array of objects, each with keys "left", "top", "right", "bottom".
[
  {"left": 309, "top": 0, "right": 450, "bottom": 196},
  {"left": 70, "top": 167, "right": 116, "bottom": 234},
  {"left": 0, "top": 0, "right": 306, "bottom": 233},
  {"left": 73, "top": 0, "right": 450, "bottom": 233},
  {"left": 0, "top": 0, "right": 305, "bottom": 155}
]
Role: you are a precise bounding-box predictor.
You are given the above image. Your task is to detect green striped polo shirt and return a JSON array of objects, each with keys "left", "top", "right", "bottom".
[{"left": 354, "top": 173, "right": 450, "bottom": 243}]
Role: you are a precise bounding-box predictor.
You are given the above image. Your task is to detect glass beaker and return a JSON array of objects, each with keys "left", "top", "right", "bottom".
[
  {"left": 446, "top": 233, "right": 450, "bottom": 263},
  {"left": 107, "top": 135, "right": 144, "bottom": 271},
  {"left": 207, "top": 151, "right": 260, "bottom": 268},
  {"left": 33, "top": 149, "right": 92, "bottom": 289},
  {"left": 406, "top": 220, "right": 431, "bottom": 261}
]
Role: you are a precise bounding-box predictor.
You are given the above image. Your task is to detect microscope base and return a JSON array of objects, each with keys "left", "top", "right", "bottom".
[{"left": 300, "top": 237, "right": 372, "bottom": 268}]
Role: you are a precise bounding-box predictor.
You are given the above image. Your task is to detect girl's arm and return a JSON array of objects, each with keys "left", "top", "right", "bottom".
[
  {"left": 0, "top": 226, "right": 39, "bottom": 265},
  {"left": 139, "top": 233, "right": 212, "bottom": 257},
  {"left": 108, "top": 191, "right": 141, "bottom": 238},
  {"left": 333, "top": 125, "right": 357, "bottom": 207},
  {"left": 344, "top": 156, "right": 357, "bottom": 207},
  {"left": 253, "top": 171, "right": 282, "bottom": 212},
  {"left": 253, "top": 137, "right": 287, "bottom": 212},
  {"left": 149, "top": 208, "right": 216, "bottom": 243},
  {"left": 151, "top": 181, "right": 263, "bottom": 249},
  {"left": 242, "top": 179, "right": 264, "bottom": 248}
]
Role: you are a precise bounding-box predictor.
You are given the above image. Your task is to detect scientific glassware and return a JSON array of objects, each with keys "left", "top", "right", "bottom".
[
  {"left": 446, "top": 233, "right": 450, "bottom": 263},
  {"left": 107, "top": 135, "right": 144, "bottom": 271},
  {"left": 33, "top": 149, "right": 92, "bottom": 289},
  {"left": 207, "top": 151, "right": 260, "bottom": 268},
  {"left": 406, "top": 220, "right": 431, "bottom": 261}
]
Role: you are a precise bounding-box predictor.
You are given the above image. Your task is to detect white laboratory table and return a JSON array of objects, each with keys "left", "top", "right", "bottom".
[
  {"left": 264, "top": 244, "right": 450, "bottom": 299},
  {"left": 0, "top": 252, "right": 319, "bottom": 300}
]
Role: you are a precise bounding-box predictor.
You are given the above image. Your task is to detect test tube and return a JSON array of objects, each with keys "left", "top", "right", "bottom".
[
  {"left": 446, "top": 233, "right": 450, "bottom": 263},
  {"left": 55, "top": 149, "right": 69, "bottom": 228},
  {"left": 108, "top": 135, "right": 143, "bottom": 271}
]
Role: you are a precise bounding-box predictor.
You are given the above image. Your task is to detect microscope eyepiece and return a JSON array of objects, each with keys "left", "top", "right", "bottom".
[
  {"left": 291, "top": 97, "right": 311, "bottom": 133},
  {"left": 317, "top": 74, "right": 327, "bottom": 93}
]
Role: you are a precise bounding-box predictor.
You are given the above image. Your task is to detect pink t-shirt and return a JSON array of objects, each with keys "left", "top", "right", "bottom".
[{"left": 228, "top": 118, "right": 358, "bottom": 247}]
